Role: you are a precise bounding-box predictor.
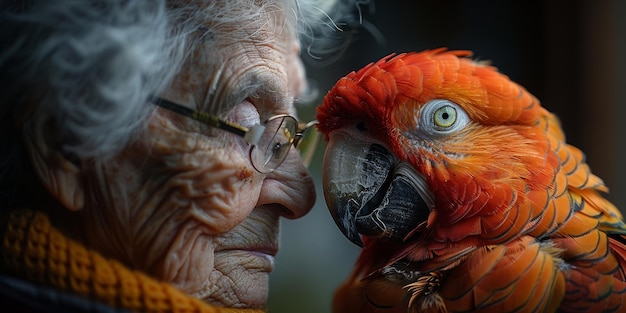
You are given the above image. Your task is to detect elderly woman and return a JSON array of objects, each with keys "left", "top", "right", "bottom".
[{"left": 0, "top": 0, "right": 356, "bottom": 312}]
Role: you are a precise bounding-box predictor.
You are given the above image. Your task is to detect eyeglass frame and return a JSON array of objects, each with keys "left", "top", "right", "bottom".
[{"left": 149, "top": 96, "right": 319, "bottom": 173}]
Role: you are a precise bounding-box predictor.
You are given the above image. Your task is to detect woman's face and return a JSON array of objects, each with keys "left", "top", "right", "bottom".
[{"left": 78, "top": 2, "right": 315, "bottom": 308}]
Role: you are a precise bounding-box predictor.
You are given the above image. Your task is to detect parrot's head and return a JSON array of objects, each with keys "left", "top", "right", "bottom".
[{"left": 317, "top": 49, "right": 559, "bottom": 248}]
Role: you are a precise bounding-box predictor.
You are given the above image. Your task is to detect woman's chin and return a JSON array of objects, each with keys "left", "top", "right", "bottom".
[{"left": 197, "top": 249, "right": 275, "bottom": 308}]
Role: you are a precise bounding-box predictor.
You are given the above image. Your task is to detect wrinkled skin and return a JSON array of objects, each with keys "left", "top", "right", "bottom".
[{"left": 27, "top": 1, "right": 315, "bottom": 309}]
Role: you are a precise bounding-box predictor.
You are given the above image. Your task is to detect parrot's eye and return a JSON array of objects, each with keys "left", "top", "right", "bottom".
[
  {"left": 433, "top": 105, "right": 457, "bottom": 128},
  {"left": 421, "top": 99, "right": 470, "bottom": 136}
]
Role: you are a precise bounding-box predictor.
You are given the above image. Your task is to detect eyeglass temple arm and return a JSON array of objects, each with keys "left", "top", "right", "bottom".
[{"left": 150, "top": 96, "right": 248, "bottom": 137}]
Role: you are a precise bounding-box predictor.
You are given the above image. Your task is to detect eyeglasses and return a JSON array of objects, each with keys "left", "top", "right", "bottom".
[{"left": 150, "top": 97, "right": 320, "bottom": 173}]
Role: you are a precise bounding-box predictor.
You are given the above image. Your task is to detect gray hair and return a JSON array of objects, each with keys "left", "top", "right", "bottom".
[{"left": 0, "top": 0, "right": 365, "bottom": 206}]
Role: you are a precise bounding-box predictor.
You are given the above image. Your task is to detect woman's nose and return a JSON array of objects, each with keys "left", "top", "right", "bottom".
[{"left": 256, "top": 152, "right": 316, "bottom": 219}]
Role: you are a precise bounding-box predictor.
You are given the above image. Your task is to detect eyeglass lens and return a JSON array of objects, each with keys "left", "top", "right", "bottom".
[
  {"left": 250, "top": 116, "right": 320, "bottom": 173},
  {"left": 251, "top": 116, "right": 296, "bottom": 172},
  {"left": 296, "top": 122, "right": 320, "bottom": 168}
]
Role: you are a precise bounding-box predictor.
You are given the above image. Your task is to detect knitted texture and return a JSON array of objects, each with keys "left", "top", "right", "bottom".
[{"left": 0, "top": 209, "right": 264, "bottom": 313}]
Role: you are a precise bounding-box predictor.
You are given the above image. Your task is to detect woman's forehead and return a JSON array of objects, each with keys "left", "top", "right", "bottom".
[{"left": 164, "top": 1, "right": 301, "bottom": 117}]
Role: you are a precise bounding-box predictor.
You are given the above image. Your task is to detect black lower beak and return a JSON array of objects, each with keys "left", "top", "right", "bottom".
[
  {"left": 323, "top": 132, "right": 433, "bottom": 247},
  {"left": 355, "top": 164, "right": 431, "bottom": 240}
]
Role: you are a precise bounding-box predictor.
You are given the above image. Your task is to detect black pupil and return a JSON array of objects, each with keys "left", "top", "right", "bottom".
[
  {"left": 273, "top": 142, "right": 283, "bottom": 154},
  {"left": 441, "top": 112, "right": 449, "bottom": 120}
]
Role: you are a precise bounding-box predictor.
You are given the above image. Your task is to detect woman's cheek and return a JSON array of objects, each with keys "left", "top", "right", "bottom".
[
  {"left": 83, "top": 111, "right": 262, "bottom": 266},
  {"left": 168, "top": 158, "right": 262, "bottom": 234},
  {"left": 145, "top": 112, "right": 263, "bottom": 234}
]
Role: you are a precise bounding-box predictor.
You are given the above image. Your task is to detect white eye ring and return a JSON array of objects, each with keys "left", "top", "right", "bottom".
[{"left": 420, "top": 99, "right": 470, "bottom": 136}]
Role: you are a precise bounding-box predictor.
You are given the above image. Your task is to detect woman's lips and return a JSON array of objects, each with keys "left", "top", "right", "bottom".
[
  {"left": 235, "top": 247, "right": 278, "bottom": 260},
  {"left": 248, "top": 246, "right": 278, "bottom": 256},
  {"left": 216, "top": 246, "right": 278, "bottom": 269},
  {"left": 246, "top": 250, "right": 276, "bottom": 268},
  {"left": 219, "top": 245, "right": 278, "bottom": 255}
]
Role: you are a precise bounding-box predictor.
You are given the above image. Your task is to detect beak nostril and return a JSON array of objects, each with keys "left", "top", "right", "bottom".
[{"left": 356, "top": 122, "right": 368, "bottom": 131}]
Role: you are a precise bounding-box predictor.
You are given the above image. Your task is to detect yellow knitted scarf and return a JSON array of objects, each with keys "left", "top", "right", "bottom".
[{"left": 0, "top": 209, "right": 264, "bottom": 313}]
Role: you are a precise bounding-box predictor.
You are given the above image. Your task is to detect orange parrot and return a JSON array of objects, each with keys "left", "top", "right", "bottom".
[{"left": 316, "top": 48, "right": 626, "bottom": 313}]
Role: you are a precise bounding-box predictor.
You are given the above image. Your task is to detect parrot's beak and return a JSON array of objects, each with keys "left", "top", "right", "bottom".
[{"left": 322, "top": 131, "right": 433, "bottom": 247}]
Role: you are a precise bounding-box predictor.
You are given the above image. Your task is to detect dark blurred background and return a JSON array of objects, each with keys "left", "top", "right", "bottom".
[{"left": 269, "top": 1, "right": 626, "bottom": 312}]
